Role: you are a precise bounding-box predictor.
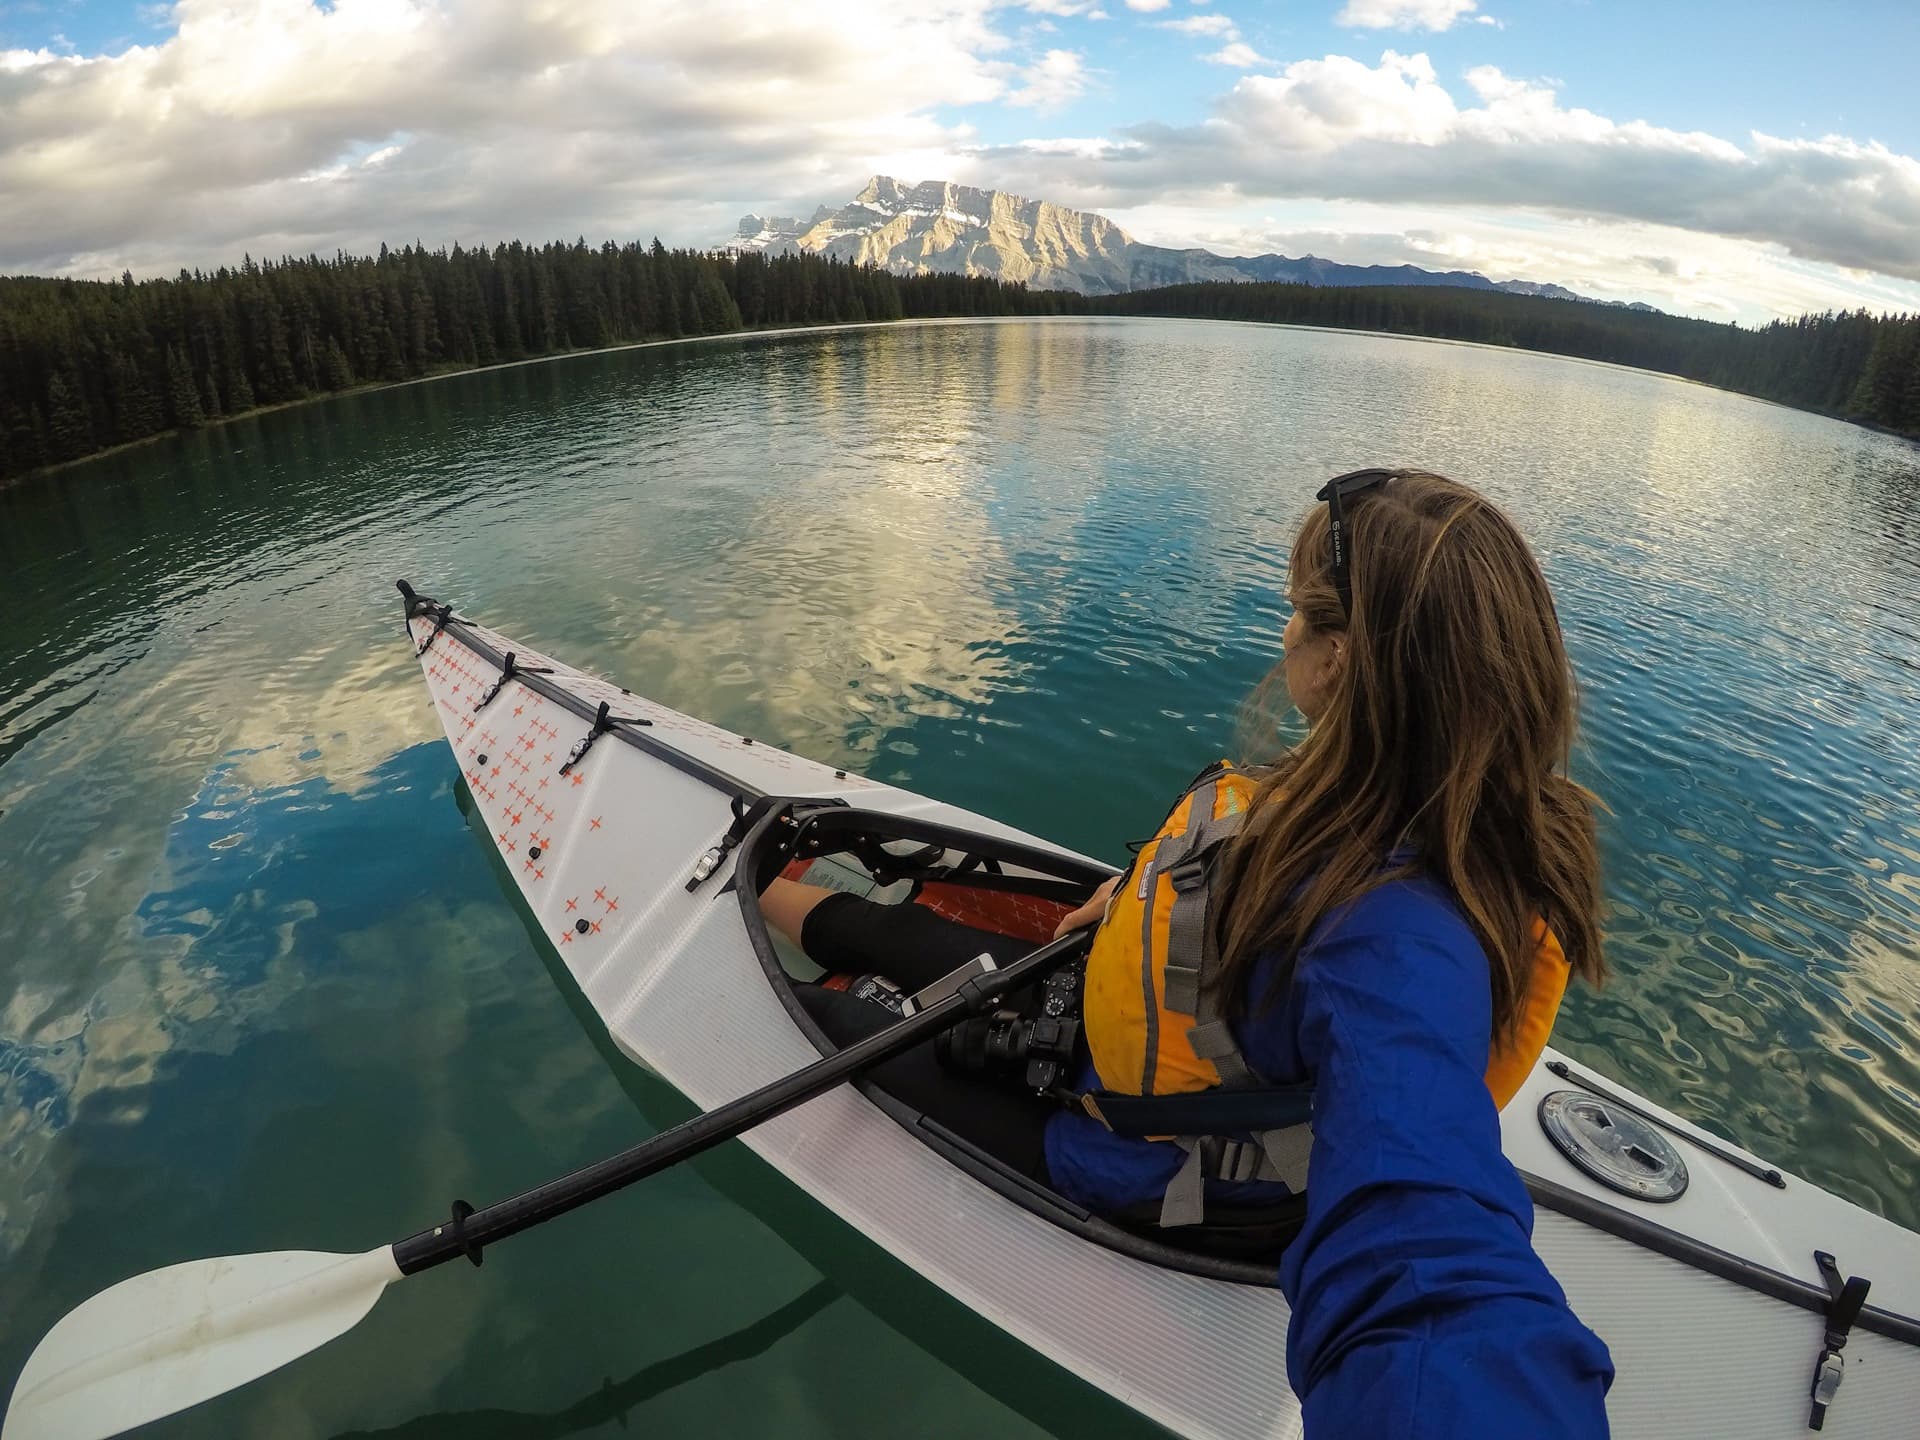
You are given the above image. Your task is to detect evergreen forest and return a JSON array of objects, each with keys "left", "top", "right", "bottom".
[
  {"left": 0, "top": 241, "right": 1072, "bottom": 483},
  {"left": 0, "top": 239, "right": 1915, "bottom": 484},
  {"left": 1095, "top": 282, "right": 1920, "bottom": 441}
]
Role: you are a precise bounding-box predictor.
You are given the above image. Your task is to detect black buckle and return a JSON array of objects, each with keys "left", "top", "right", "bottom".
[
  {"left": 474, "top": 652, "right": 555, "bottom": 713},
  {"left": 414, "top": 601, "right": 455, "bottom": 657},
  {"left": 559, "top": 701, "right": 654, "bottom": 777},
  {"left": 1166, "top": 857, "right": 1209, "bottom": 893},
  {"left": 1807, "top": 1250, "right": 1870, "bottom": 1430}
]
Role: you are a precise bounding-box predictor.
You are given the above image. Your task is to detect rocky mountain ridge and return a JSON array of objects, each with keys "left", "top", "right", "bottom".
[{"left": 731, "top": 176, "right": 1633, "bottom": 307}]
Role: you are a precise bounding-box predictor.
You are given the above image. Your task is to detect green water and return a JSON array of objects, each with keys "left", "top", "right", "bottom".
[{"left": 4, "top": 316, "right": 1920, "bottom": 1436}]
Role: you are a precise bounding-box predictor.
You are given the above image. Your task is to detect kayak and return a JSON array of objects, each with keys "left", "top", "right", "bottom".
[{"left": 399, "top": 582, "right": 1920, "bottom": 1440}]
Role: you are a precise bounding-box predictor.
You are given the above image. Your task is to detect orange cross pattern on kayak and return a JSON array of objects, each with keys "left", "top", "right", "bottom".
[
  {"left": 559, "top": 929, "right": 572, "bottom": 946},
  {"left": 603, "top": 895, "right": 619, "bottom": 913},
  {"left": 565, "top": 896, "right": 578, "bottom": 911},
  {"left": 590, "top": 920, "right": 601, "bottom": 934},
  {"left": 510, "top": 811, "right": 523, "bottom": 825},
  {"left": 589, "top": 816, "right": 602, "bottom": 830},
  {"left": 534, "top": 867, "right": 545, "bottom": 880},
  {"left": 571, "top": 773, "right": 584, "bottom": 786},
  {"left": 544, "top": 752, "right": 554, "bottom": 765},
  {"left": 513, "top": 705, "right": 524, "bottom": 717},
  {"left": 594, "top": 887, "right": 606, "bottom": 903}
]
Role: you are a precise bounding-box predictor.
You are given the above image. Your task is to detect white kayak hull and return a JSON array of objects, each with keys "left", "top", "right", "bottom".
[{"left": 402, "top": 589, "right": 1920, "bottom": 1439}]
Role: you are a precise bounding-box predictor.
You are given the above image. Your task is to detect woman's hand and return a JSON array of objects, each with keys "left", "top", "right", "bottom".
[{"left": 1053, "top": 875, "right": 1121, "bottom": 940}]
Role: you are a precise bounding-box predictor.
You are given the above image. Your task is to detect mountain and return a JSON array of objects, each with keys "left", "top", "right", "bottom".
[{"left": 731, "top": 176, "right": 1627, "bottom": 306}]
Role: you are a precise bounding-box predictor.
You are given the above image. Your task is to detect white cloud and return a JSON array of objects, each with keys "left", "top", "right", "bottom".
[
  {"left": 1156, "top": 13, "right": 1236, "bottom": 34},
  {"left": 0, "top": 0, "right": 1016, "bottom": 275},
  {"left": 1124, "top": 0, "right": 1173, "bottom": 10},
  {"left": 1008, "top": 47, "right": 1089, "bottom": 110},
  {"left": 4, "top": 4, "right": 1918, "bottom": 322},
  {"left": 976, "top": 51, "right": 1920, "bottom": 285},
  {"left": 1336, "top": 0, "right": 1482, "bottom": 32},
  {"left": 1206, "top": 41, "right": 1269, "bottom": 67},
  {"left": 1118, "top": 198, "right": 1920, "bottom": 321}
]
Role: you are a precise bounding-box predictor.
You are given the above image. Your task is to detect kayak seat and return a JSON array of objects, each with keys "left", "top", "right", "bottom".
[{"left": 1109, "top": 1194, "right": 1308, "bottom": 1263}]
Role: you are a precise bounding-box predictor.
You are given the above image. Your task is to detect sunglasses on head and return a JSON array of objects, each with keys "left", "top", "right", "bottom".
[{"left": 1314, "top": 468, "right": 1400, "bottom": 618}]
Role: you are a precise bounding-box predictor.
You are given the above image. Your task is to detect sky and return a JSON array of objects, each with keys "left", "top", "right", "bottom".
[{"left": 2, "top": 0, "right": 1918, "bottom": 323}]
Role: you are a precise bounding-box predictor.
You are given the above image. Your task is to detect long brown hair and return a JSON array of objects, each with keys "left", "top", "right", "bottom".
[{"left": 1217, "top": 470, "right": 1605, "bottom": 1036}]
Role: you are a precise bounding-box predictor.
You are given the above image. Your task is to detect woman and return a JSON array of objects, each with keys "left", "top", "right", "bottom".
[{"left": 763, "top": 469, "right": 1615, "bottom": 1436}]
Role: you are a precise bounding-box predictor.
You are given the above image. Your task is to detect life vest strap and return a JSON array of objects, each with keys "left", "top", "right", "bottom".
[
  {"left": 1160, "top": 1128, "right": 1314, "bottom": 1227},
  {"left": 1159, "top": 801, "right": 1245, "bottom": 1018},
  {"left": 1081, "top": 1084, "right": 1312, "bottom": 1136}
]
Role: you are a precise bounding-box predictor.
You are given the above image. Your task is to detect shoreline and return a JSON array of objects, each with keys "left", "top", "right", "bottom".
[
  {"left": 5, "top": 313, "right": 1912, "bottom": 492},
  {"left": 1, "top": 319, "right": 933, "bottom": 493}
]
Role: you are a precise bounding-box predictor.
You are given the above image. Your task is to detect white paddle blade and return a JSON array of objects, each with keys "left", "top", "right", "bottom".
[{"left": 3, "top": 1246, "right": 401, "bottom": 1440}]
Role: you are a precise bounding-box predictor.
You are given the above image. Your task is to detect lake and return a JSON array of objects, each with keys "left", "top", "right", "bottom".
[{"left": 4, "top": 315, "right": 1920, "bottom": 1436}]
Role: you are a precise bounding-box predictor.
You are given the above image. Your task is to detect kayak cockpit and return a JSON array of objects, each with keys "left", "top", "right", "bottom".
[{"left": 734, "top": 798, "right": 1303, "bottom": 1285}]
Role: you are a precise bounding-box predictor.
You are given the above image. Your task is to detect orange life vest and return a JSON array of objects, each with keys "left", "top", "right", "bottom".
[{"left": 1083, "top": 760, "right": 1566, "bottom": 1113}]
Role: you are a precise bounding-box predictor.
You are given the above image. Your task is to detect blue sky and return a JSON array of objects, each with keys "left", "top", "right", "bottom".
[
  {"left": 2, "top": 0, "right": 1917, "bottom": 321},
  {"left": 948, "top": 1, "right": 1920, "bottom": 155},
  {"left": 13, "top": 0, "right": 1919, "bottom": 157}
]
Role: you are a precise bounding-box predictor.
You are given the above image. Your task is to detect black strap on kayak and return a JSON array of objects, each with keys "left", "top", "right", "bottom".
[
  {"left": 415, "top": 601, "right": 456, "bottom": 657},
  {"left": 400, "top": 581, "right": 766, "bottom": 804},
  {"left": 686, "top": 794, "right": 793, "bottom": 892},
  {"left": 1807, "top": 1250, "right": 1871, "bottom": 1430},
  {"left": 1079, "top": 1085, "right": 1313, "bottom": 1136},
  {"left": 559, "top": 701, "right": 654, "bottom": 776},
  {"left": 474, "top": 652, "right": 554, "bottom": 713}
]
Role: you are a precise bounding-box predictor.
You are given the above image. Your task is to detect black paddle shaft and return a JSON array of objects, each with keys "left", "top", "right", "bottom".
[{"left": 390, "top": 931, "right": 1087, "bottom": 1275}]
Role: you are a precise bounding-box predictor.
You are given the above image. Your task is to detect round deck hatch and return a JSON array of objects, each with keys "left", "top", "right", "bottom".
[{"left": 1538, "top": 1090, "right": 1688, "bottom": 1202}]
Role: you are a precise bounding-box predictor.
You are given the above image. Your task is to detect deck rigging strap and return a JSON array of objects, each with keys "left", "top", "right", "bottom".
[
  {"left": 1807, "top": 1250, "right": 1871, "bottom": 1430},
  {"left": 474, "top": 652, "right": 554, "bottom": 712},
  {"left": 414, "top": 602, "right": 457, "bottom": 657},
  {"left": 398, "top": 581, "right": 767, "bottom": 806},
  {"left": 686, "top": 794, "right": 808, "bottom": 892},
  {"left": 559, "top": 700, "right": 654, "bottom": 775}
]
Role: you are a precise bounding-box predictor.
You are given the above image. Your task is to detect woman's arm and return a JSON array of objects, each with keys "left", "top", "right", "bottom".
[
  {"left": 1051, "top": 875, "right": 1120, "bottom": 939},
  {"left": 1270, "top": 891, "right": 1613, "bottom": 1438}
]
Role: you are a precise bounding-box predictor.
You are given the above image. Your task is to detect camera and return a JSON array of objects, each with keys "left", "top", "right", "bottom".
[{"left": 935, "top": 960, "right": 1084, "bottom": 1093}]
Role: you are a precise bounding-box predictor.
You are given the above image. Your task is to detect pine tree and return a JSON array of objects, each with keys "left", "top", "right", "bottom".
[
  {"left": 165, "top": 344, "right": 204, "bottom": 428},
  {"left": 320, "top": 337, "right": 354, "bottom": 390},
  {"left": 106, "top": 352, "right": 163, "bottom": 442},
  {"left": 45, "top": 368, "right": 94, "bottom": 463}
]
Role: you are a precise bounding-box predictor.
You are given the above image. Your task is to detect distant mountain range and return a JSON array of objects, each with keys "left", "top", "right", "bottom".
[{"left": 731, "top": 176, "right": 1653, "bottom": 310}]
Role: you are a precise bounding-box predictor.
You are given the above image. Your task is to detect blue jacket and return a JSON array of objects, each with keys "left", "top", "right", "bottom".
[{"left": 1042, "top": 873, "right": 1614, "bottom": 1438}]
